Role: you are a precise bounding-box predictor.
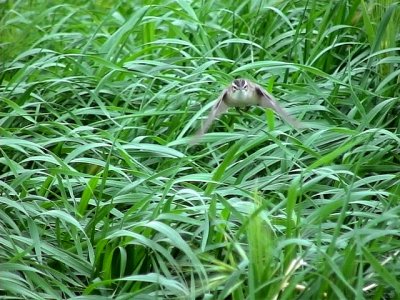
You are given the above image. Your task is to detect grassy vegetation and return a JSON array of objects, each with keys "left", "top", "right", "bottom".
[{"left": 1, "top": 0, "right": 399, "bottom": 299}]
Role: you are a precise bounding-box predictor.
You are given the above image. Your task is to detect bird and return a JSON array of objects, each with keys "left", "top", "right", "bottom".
[{"left": 192, "top": 78, "right": 302, "bottom": 142}]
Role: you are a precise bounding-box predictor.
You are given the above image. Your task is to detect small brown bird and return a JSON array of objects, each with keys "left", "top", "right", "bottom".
[{"left": 193, "top": 78, "right": 302, "bottom": 142}]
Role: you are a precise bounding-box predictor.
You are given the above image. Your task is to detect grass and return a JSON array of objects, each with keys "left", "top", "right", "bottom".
[{"left": 0, "top": 0, "right": 399, "bottom": 299}]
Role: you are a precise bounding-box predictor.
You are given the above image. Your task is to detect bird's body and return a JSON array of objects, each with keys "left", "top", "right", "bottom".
[
  {"left": 227, "top": 90, "right": 254, "bottom": 106},
  {"left": 225, "top": 89, "right": 260, "bottom": 107},
  {"left": 223, "top": 78, "right": 259, "bottom": 107},
  {"left": 192, "top": 78, "right": 302, "bottom": 142}
]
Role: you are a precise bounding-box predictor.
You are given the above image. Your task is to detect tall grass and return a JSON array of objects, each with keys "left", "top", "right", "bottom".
[{"left": 1, "top": 0, "right": 399, "bottom": 299}]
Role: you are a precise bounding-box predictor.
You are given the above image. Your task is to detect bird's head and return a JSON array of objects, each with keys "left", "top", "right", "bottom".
[
  {"left": 232, "top": 79, "right": 248, "bottom": 92},
  {"left": 229, "top": 78, "right": 251, "bottom": 102}
]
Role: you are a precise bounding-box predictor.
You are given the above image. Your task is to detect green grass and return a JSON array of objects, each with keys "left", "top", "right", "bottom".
[{"left": 1, "top": 0, "right": 399, "bottom": 299}]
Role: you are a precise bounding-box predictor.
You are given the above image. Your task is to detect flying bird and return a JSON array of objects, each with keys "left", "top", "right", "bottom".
[{"left": 192, "top": 78, "right": 302, "bottom": 142}]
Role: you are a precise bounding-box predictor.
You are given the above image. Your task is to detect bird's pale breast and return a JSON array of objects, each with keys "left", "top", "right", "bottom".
[{"left": 227, "top": 90, "right": 259, "bottom": 107}]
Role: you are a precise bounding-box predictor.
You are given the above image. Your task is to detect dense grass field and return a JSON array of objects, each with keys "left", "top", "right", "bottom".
[{"left": 1, "top": 0, "right": 400, "bottom": 299}]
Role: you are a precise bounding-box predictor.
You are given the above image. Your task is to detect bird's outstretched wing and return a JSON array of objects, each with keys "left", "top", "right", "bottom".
[
  {"left": 191, "top": 89, "right": 229, "bottom": 144},
  {"left": 254, "top": 84, "right": 302, "bottom": 129}
]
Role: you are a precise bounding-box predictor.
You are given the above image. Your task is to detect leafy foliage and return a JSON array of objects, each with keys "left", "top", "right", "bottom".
[{"left": 1, "top": 0, "right": 399, "bottom": 299}]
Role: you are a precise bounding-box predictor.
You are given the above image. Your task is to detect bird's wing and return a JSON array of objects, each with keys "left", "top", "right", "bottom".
[
  {"left": 254, "top": 83, "right": 302, "bottom": 129},
  {"left": 191, "top": 89, "right": 229, "bottom": 144}
]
